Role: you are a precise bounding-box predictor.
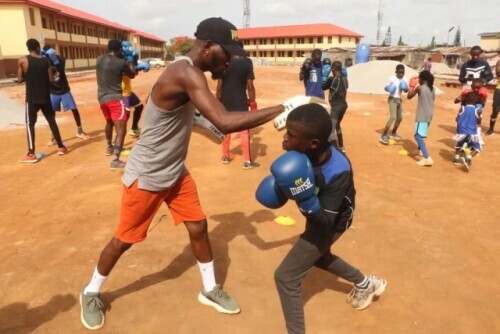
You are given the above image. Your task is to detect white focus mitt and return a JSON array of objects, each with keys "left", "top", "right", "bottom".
[
  {"left": 274, "top": 95, "right": 329, "bottom": 130},
  {"left": 193, "top": 110, "right": 225, "bottom": 144}
]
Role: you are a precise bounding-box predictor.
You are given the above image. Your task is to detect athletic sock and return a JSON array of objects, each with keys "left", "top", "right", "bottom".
[
  {"left": 355, "top": 276, "right": 369, "bottom": 289},
  {"left": 84, "top": 267, "right": 107, "bottom": 294},
  {"left": 198, "top": 260, "right": 216, "bottom": 292},
  {"left": 77, "top": 126, "right": 83, "bottom": 134},
  {"left": 490, "top": 118, "right": 496, "bottom": 131}
]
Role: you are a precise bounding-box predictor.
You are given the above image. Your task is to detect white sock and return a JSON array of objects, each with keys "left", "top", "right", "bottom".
[
  {"left": 355, "top": 276, "right": 369, "bottom": 288},
  {"left": 84, "top": 267, "right": 107, "bottom": 294},
  {"left": 198, "top": 260, "right": 216, "bottom": 292},
  {"left": 477, "top": 127, "right": 481, "bottom": 136}
]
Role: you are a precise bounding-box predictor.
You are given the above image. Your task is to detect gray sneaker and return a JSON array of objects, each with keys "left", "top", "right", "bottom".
[
  {"left": 198, "top": 284, "right": 240, "bottom": 314},
  {"left": 243, "top": 161, "right": 260, "bottom": 170},
  {"left": 80, "top": 287, "right": 105, "bottom": 330},
  {"left": 105, "top": 146, "right": 114, "bottom": 156},
  {"left": 110, "top": 159, "right": 126, "bottom": 170},
  {"left": 346, "top": 275, "right": 387, "bottom": 310}
]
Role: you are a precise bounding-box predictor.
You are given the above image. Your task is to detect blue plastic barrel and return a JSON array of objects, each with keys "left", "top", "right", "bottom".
[{"left": 355, "top": 44, "right": 370, "bottom": 64}]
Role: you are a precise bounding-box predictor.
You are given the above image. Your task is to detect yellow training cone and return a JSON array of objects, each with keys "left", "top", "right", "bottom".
[
  {"left": 274, "top": 216, "right": 296, "bottom": 226},
  {"left": 398, "top": 149, "right": 409, "bottom": 156}
]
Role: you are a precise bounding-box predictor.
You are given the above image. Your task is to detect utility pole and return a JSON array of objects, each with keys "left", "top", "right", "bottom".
[
  {"left": 243, "top": 0, "right": 250, "bottom": 28},
  {"left": 376, "top": 0, "right": 383, "bottom": 45}
]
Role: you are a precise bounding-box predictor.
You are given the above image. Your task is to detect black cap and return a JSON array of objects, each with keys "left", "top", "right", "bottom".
[{"left": 195, "top": 17, "right": 246, "bottom": 56}]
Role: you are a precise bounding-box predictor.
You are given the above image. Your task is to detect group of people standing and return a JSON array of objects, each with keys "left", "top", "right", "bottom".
[{"left": 299, "top": 46, "right": 500, "bottom": 172}]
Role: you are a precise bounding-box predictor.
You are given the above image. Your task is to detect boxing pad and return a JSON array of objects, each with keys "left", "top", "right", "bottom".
[
  {"left": 275, "top": 96, "right": 329, "bottom": 131},
  {"left": 384, "top": 84, "right": 397, "bottom": 95},
  {"left": 192, "top": 110, "right": 225, "bottom": 144},
  {"left": 270, "top": 151, "right": 320, "bottom": 216},
  {"left": 44, "top": 48, "right": 59, "bottom": 66},
  {"left": 249, "top": 101, "right": 257, "bottom": 111},
  {"left": 409, "top": 76, "right": 419, "bottom": 92},
  {"left": 399, "top": 80, "right": 409, "bottom": 92},
  {"left": 136, "top": 62, "right": 150, "bottom": 72},
  {"left": 255, "top": 175, "right": 288, "bottom": 209}
]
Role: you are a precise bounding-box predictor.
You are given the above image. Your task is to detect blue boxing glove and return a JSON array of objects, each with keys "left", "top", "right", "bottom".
[
  {"left": 385, "top": 84, "right": 397, "bottom": 95},
  {"left": 341, "top": 66, "right": 348, "bottom": 78},
  {"left": 399, "top": 80, "right": 409, "bottom": 92},
  {"left": 122, "top": 41, "right": 134, "bottom": 61},
  {"left": 136, "top": 62, "right": 150, "bottom": 73},
  {"left": 255, "top": 175, "right": 288, "bottom": 209},
  {"left": 45, "top": 48, "right": 59, "bottom": 66},
  {"left": 271, "top": 151, "right": 320, "bottom": 216},
  {"left": 322, "top": 64, "right": 332, "bottom": 83}
]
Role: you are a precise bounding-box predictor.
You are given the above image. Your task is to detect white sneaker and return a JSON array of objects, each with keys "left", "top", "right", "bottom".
[
  {"left": 347, "top": 275, "right": 387, "bottom": 310},
  {"left": 416, "top": 157, "right": 434, "bottom": 167}
]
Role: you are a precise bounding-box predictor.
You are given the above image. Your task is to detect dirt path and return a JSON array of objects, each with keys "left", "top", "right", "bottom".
[{"left": 0, "top": 66, "right": 499, "bottom": 334}]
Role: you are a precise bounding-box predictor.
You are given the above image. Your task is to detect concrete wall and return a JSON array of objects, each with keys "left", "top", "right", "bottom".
[
  {"left": 0, "top": 4, "right": 29, "bottom": 57},
  {"left": 480, "top": 36, "right": 500, "bottom": 52}
]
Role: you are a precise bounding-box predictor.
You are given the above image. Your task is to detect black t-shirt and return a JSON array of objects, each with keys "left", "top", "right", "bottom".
[
  {"left": 220, "top": 57, "right": 255, "bottom": 111},
  {"left": 25, "top": 55, "right": 51, "bottom": 104},
  {"left": 49, "top": 56, "right": 70, "bottom": 95}
]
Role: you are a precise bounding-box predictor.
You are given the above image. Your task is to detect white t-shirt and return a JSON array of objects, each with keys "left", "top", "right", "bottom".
[{"left": 386, "top": 75, "right": 408, "bottom": 99}]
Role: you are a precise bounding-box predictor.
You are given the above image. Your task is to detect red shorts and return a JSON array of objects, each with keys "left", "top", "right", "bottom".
[
  {"left": 100, "top": 100, "right": 128, "bottom": 121},
  {"left": 114, "top": 173, "right": 206, "bottom": 244}
]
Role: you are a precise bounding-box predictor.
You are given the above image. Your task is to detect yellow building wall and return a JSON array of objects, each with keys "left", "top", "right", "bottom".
[
  {"left": 480, "top": 37, "right": 500, "bottom": 52},
  {"left": 0, "top": 4, "right": 29, "bottom": 57}
]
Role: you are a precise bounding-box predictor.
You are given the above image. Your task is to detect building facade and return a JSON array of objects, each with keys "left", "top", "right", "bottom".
[
  {"left": 238, "top": 23, "right": 363, "bottom": 64},
  {"left": 479, "top": 32, "right": 500, "bottom": 52},
  {"left": 0, "top": 0, "right": 165, "bottom": 78}
]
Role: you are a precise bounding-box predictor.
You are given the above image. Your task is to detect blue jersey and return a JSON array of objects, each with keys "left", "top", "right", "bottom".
[
  {"left": 305, "top": 63, "right": 325, "bottom": 99},
  {"left": 457, "top": 105, "right": 480, "bottom": 135}
]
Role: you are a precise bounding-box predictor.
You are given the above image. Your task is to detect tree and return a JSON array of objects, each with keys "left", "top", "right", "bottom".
[
  {"left": 382, "top": 27, "right": 392, "bottom": 46},
  {"left": 397, "top": 35, "right": 406, "bottom": 46},
  {"left": 168, "top": 36, "right": 195, "bottom": 56},
  {"left": 453, "top": 27, "right": 461, "bottom": 47},
  {"left": 429, "top": 36, "right": 437, "bottom": 49}
]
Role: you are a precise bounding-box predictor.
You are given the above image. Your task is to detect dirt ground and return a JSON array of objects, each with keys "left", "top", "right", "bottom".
[{"left": 0, "top": 66, "right": 499, "bottom": 334}]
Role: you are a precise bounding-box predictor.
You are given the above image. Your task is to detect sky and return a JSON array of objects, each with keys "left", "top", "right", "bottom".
[{"left": 55, "top": 0, "right": 499, "bottom": 47}]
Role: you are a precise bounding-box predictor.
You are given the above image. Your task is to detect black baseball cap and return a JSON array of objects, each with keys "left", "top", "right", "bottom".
[{"left": 194, "top": 17, "right": 246, "bottom": 56}]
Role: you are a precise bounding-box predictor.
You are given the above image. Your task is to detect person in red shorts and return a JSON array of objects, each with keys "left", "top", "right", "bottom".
[{"left": 96, "top": 39, "right": 136, "bottom": 170}]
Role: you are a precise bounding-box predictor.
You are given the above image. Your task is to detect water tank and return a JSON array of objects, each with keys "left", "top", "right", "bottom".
[{"left": 355, "top": 44, "right": 370, "bottom": 64}]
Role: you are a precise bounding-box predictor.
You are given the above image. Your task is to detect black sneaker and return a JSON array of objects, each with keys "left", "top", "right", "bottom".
[
  {"left": 243, "top": 161, "right": 260, "bottom": 170},
  {"left": 221, "top": 156, "right": 231, "bottom": 164},
  {"left": 485, "top": 128, "right": 494, "bottom": 136}
]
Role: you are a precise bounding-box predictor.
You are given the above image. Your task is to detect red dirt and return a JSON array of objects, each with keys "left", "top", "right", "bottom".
[{"left": 0, "top": 66, "right": 499, "bottom": 333}]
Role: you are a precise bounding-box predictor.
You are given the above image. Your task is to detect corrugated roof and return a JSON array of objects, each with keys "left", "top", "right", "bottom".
[
  {"left": 238, "top": 23, "right": 363, "bottom": 39},
  {"left": 0, "top": 0, "right": 165, "bottom": 42}
]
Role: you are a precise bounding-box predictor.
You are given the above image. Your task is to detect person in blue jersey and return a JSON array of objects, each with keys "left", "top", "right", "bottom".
[
  {"left": 454, "top": 91, "right": 482, "bottom": 171},
  {"left": 299, "top": 49, "right": 325, "bottom": 99},
  {"left": 256, "top": 103, "right": 386, "bottom": 334}
]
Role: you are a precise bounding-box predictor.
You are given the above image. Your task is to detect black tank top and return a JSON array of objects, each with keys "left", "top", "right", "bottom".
[{"left": 25, "top": 55, "right": 51, "bottom": 104}]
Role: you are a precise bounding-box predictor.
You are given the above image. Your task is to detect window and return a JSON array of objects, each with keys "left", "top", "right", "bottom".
[
  {"left": 41, "top": 17, "right": 47, "bottom": 29},
  {"left": 287, "top": 51, "right": 293, "bottom": 57},
  {"left": 339, "top": 36, "right": 342, "bottom": 43},
  {"left": 252, "top": 51, "right": 256, "bottom": 57},
  {"left": 309, "top": 37, "right": 314, "bottom": 43},
  {"left": 29, "top": 8, "right": 35, "bottom": 26},
  {"left": 328, "top": 36, "right": 332, "bottom": 43},
  {"left": 270, "top": 51, "right": 275, "bottom": 57},
  {"left": 289, "top": 38, "right": 293, "bottom": 44},
  {"left": 297, "top": 38, "right": 305, "bottom": 44},
  {"left": 318, "top": 37, "right": 323, "bottom": 43}
]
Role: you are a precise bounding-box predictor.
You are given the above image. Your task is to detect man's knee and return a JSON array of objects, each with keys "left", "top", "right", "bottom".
[
  {"left": 110, "top": 237, "right": 133, "bottom": 253},
  {"left": 186, "top": 219, "right": 208, "bottom": 240}
]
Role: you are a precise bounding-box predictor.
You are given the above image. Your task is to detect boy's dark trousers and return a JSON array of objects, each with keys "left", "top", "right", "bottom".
[{"left": 274, "top": 216, "right": 364, "bottom": 334}]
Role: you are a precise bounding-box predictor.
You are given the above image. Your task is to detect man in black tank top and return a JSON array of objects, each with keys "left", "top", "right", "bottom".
[{"left": 17, "top": 38, "right": 67, "bottom": 163}]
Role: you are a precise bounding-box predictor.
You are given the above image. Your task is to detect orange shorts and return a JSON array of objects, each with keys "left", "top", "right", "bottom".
[{"left": 114, "top": 173, "right": 206, "bottom": 244}]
